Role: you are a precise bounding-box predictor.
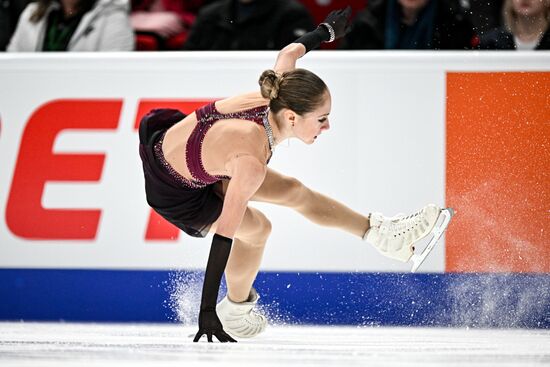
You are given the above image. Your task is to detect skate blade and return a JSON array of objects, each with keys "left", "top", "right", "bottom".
[{"left": 410, "top": 208, "right": 455, "bottom": 273}]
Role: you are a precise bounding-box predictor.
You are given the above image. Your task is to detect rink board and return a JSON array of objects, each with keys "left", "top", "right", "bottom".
[
  {"left": 1, "top": 269, "right": 549, "bottom": 328},
  {"left": 0, "top": 52, "right": 549, "bottom": 326}
]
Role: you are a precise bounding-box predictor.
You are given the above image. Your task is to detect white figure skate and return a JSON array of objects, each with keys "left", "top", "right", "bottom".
[
  {"left": 216, "top": 288, "right": 267, "bottom": 338},
  {"left": 364, "top": 204, "right": 454, "bottom": 272}
]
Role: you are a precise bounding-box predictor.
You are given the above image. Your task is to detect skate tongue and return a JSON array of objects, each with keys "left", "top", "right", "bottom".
[
  {"left": 246, "top": 287, "right": 259, "bottom": 303},
  {"left": 368, "top": 213, "right": 384, "bottom": 228}
]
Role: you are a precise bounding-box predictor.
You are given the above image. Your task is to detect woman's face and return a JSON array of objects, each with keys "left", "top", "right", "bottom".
[
  {"left": 512, "top": 0, "right": 548, "bottom": 17},
  {"left": 293, "top": 90, "right": 332, "bottom": 145}
]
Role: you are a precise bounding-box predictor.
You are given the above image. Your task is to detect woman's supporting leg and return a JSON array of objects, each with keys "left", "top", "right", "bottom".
[
  {"left": 251, "top": 168, "right": 369, "bottom": 238},
  {"left": 210, "top": 205, "right": 272, "bottom": 303},
  {"left": 212, "top": 167, "right": 368, "bottom": 300}
]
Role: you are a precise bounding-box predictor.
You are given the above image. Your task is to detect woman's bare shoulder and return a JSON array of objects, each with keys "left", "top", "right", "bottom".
[
  {"left": 215, "top": 91, "right": 268, "bottom": 114},
  {"left": 220, "top": 122, "right": 270, "bottom": 163}
]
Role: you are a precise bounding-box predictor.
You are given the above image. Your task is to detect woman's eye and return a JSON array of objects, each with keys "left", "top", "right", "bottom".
[{"left": 318, "top": 117, "right": 327, "bottom": 123}]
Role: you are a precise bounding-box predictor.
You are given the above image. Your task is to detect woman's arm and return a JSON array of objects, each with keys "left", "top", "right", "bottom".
[
  {"left": 215, "top": 155, "right": 267, "bottom": 238},
  {"left": 273, "top": 43, "right": 306, "bottom": 73},
  {"left": 274, "top": 6, "right": 352, "bottom": 73},
  {"left": 193, "top": 154, "right": 266, "bottom": 343},
  {"left": 216, "top": 8, "right": 352, "bottom": 113},
  {"left": 214, "top": 41, "right": 309, "bottom": 111}
]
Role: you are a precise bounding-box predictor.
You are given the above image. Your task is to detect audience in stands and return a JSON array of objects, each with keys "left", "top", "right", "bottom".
[
  {"left": 4, "top": 0, "right": 547, "bottom": 52},
  {"left": 340, "top": 0, "right": 477, "bottom": 49},
  {"left": 182, "top": 0, "right": 315, "bottom": 50},
  {"left": 463, "top": 0, "right": 504, "bottom": 35},
  {"left": 131, "top": 0, "right": 202, "bottom": 50},
  {"left": 479, "top": 0, "right": 549, "bottom": 49},
  {"left": 0, "top": 0, "right": 33, "bottom": 50},
  {"left": 7, "top": 0, "right": 134, "bottom": 51}
]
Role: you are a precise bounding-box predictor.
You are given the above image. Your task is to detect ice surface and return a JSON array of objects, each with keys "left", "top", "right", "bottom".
[{"left": 0, "top": 322, "right": 548, "bottom": 367}]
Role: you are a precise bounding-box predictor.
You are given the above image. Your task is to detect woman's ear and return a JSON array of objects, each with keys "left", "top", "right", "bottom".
[{"left": 283, "top": 109, "right": 296, "bottom": 126}]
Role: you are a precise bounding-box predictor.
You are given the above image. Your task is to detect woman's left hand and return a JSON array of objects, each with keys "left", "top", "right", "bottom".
[{"left": 321, "top": 6, "right": 352, "bottom": 40}]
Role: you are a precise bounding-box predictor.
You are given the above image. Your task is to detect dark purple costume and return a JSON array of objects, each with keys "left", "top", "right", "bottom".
[{"left": 139, "top": 102, "right": 269, "bottom": 237}]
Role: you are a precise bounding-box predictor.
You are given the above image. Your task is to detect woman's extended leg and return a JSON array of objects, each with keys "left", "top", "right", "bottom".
[{"left": 250, "top": 168, "right": 369, "bottom": 238}]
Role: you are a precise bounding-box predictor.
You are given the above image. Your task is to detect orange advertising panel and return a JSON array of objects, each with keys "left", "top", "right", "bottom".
[{"left": 446, "top": 72, "right": 550, "bottom": 273}]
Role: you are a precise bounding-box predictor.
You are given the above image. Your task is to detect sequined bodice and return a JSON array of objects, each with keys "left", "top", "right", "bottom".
[{"left": 182, "top": 102, "right": 269, "bottom": 188}]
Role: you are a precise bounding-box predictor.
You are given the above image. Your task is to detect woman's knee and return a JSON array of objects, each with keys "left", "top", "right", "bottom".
[
  {"left": 284, "top": 177, "right": 308, "bottom": 207},
  {"left": 251, "top": 208, "right": 272, "bottom": 242},
  {"left": 259, "top": 213, "right": 272, "bottom": 240},
  {"left": 237, "top": 208, "right": 272, "bottom": 244},
  {"left": 262, "top": 175, "right": 305, "bottom": 206}
]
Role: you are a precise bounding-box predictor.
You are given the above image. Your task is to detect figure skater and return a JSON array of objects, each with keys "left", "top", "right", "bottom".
[{"left": 138, "top": 7, "right": 453, "bottom": 343}]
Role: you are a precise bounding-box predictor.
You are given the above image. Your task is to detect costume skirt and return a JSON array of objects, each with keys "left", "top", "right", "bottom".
[{"left": 138, "top": 108, "right": 223, "bottom": 238}]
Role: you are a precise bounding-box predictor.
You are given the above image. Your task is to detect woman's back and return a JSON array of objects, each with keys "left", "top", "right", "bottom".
[{"left": 161, "top": 91, "right": 271, "bottom": 186}]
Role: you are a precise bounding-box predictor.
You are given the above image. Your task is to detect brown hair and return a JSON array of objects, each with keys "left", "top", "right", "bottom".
[
  {"left": 30, "top": 0, "right": 97, "bottom": 23},
  {"left": 502, "top": 0, "right": 550, "bottom": 34},
  {"left": 258, "top": 68, "right": 328, "bottom": 115}
]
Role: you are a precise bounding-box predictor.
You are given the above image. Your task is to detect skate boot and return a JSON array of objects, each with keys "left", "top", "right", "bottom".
[
  {"left": 364, "top": 204, "right": 454, "bottom": 272},
  {"left": 216, "top": 288, "right": 267, "bottom": 338}
]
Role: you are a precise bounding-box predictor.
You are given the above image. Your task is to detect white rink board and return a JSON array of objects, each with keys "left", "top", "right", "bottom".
[
  {"left": 0, "top": 52, "right": 549, "bottom": 273},
  {"left": 0, "top": 322, "right": 549, "bottom": 367}
]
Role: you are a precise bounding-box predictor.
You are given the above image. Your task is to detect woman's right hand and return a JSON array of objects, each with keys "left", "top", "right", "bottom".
[{"left": 321, "top": 6, "right": 352, "bottom": 40}]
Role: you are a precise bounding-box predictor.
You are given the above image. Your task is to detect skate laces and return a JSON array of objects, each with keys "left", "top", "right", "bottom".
[{"left": 371, "top": 209, "right": 425, "bottom": 236}]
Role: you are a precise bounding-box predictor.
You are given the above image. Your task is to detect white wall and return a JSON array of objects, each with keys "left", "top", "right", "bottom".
[{"left": 0, "top": 51, "right": 548, "bottom": 273}]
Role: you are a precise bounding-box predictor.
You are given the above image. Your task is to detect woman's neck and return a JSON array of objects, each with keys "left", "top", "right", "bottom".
[
  {"left": 268, "top": 111, "right": 293, "bottom": 146},
  {"left": 514, "top": 14, "right": 548, "bottom": 42}
]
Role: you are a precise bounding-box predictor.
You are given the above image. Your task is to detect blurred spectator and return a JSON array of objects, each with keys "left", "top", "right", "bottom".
[
  {"left": 479, "top": 0, "right": 549, "bottom": 49},
  {"left": 7, "top": 0, "right": 134, "bottom": 51},
  {"left": 340, "top": 0, "right": 477, "bottom": 49},
  {"left": 0, "top": 0, "right": 33, "bottom": 50},
  {"left": 462, "top": 0, "right": 504, "bottom": 35},
  {"left": 131, "top": 0, "right": 202, "bottom": 50},
  {"left": 182, "top": 0, "right": 315, "bottom": 50}
]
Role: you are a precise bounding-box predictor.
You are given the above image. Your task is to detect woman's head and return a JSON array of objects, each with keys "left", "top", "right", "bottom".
[
  {"left": 259, "top": 69, "right": 329, "bottom": 115},
  {"left": 259, "top": 68, "right": 331, "bottom": 144},
  {"left": 503, "top": 0, "right": 550, "bottom": 31}
]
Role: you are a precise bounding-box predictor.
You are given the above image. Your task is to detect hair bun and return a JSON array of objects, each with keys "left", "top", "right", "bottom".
[{"left": 259, "top": 70, "right": 283, "bottom": 100}]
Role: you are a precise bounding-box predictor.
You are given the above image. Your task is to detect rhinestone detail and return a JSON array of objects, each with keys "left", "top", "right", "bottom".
[
  {"left": 262, "top": 110, "right": 274, "bottom": 154},
  {"left": 153, "top": 131, "right": 204, "bottom": 189}
]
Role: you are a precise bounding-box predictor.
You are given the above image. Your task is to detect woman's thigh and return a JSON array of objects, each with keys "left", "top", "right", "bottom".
[
  {"left": 214, "top": 169, "right": 301, "bottom": 206},
  {"left": 251, "top": 167, "right": 303, "bottom": 207}
]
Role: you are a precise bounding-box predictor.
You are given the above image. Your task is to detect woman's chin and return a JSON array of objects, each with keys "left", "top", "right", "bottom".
[{"left": 298, "top": 136, "right": 316, "bottom": 145}]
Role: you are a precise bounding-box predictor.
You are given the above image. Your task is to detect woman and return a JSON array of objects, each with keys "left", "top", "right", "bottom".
[
  {"left": 138, "top": 7, "right": 452, "bottom": 343},
  {"left": 7, "top": 0, "right": 134, "bottom": 51},
  {"left": 479, "top": 0, "right": 550, "bottom": 50}
]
